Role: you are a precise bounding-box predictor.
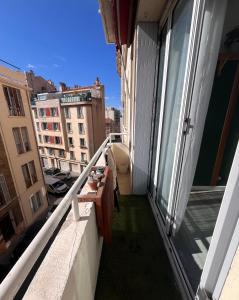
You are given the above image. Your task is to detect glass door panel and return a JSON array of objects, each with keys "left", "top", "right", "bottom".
[
  {"left": 156, "top": 0, "right": 194, "bottom": 217},
  {"left": 149, "top": 25, "right": 167, "bottom": 196}
]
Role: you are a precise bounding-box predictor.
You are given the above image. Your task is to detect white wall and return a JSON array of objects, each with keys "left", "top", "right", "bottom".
[
  {"left": 132, "top": 22, "right": 158, "bottom": 194},
  {"left": 24, "top": 203, "right": 103, "bottom": 300}
]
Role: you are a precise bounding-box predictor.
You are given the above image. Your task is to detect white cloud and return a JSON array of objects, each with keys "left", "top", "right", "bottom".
[
  {"left": 26, "top": 63, "right": 35, "bottom": 69},
  {"left": 53, "top": 63, "right": 60, "bottom": 68}
]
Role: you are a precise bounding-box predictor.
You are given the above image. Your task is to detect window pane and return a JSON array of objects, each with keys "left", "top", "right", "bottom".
[
  {"left": 0, "top": 185, "right": 6, "bottom": 207},
  {"left": 15, "top": 89, "right": 25, "bottom": 116},
  {"left": 77, "top": 107, "right": 83, "bottom": 118},
  {"left": 22, "top": 164, "right": 31, "bottom": 188},
  {"left": 156, "top": 0, "right": 193, "bottom": 217},
  {"left": 12, "top": 128, "right": 24, "bottom": 154},
  {"left": 80, "top": 138, "right": 85, "bottom": 147},
  {"left": 70, "top": 151, "right": 75, "bottom": 160},
  {"left": 36, "top": 191, "right": 42, "bottom": 208},
  {"left": 149, "top": 25, "right": 167, "bottom": 196},
  {"left": 21, "top": 127, "right": 31, "bottom": 151},
  {"left": 29, "top": 161, "right": 37, "bottom": 184},
  {"left": 78, "top": 123, "right": 84, "bottom": 134},
  {"left": 31, "top": 195, "right": 38, "bottom": 212}
]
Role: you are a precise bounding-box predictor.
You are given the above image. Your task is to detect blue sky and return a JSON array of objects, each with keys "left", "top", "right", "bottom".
[{"left": 0, "top": 0, "right": 120, "bottom": 108}]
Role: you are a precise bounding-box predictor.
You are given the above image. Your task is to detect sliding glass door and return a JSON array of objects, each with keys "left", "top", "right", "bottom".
[
  {"left": 155, "top": 0, "right": 194, "bottom": 218},
  {"left": 149, "top": 25, "right": 167, "bottom": 197}
]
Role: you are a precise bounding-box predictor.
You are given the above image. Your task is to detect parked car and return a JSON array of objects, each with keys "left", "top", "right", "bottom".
[
  {"left": 44, "top": 167, "right": 61, "bottom": 176},
  {"left": 44, "top": 176, "right": 69, "bottom": 195},
  {"left": 47, "top": 198, "right": 62, "bottom": 218},
  {"left": 53, "top": 171, "right": 71, "bottom": 181}
]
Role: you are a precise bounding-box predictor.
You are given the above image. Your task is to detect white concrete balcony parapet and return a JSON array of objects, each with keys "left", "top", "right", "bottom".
[{"left": 0, "top": 132, "right": 127, "bottom": 300}]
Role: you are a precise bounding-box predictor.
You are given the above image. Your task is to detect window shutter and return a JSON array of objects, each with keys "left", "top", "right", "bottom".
[
  {"left": 46, "top": 108, "right": 50, "bottom": 116},
  {"left": 56, "top": 108, "right": 59, "bottom": 116},
  {"left": 50, "top": 136, "right": 54, "bottom": 144},
  {"left": 48, "top": 123, "right": 53, "bottom": 130},
  {"left": 58, "top": 123, "right": 61, "bottom": 131}
]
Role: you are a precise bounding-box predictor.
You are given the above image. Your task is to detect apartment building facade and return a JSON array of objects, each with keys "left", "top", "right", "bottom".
[
  {"left": 100, "top": 0, "right": 239, "bottom": 299},
  {"left": 105, "top": 106, "right": 121, "bottom": 136},
  {"left": 26, "top": 70, "right": 56, "bottom": 96},
  {"left": 0, "top": 65, "right": 48, "bottom": 252},
  {"left": 32, "top": 79, "right": 105, "bottom": 175}
]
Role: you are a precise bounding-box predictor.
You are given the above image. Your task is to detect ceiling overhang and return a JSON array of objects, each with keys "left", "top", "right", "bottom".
[{"left": 99, "top": 0, "right": 137, "bottom": 47}]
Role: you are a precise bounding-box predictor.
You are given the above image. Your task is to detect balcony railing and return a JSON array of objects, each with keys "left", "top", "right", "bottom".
[
  {"left": 60, "top": 92, "right": 92, "bottom": 104},
  {"left": 0, "top": 132, "right": 127, "bottom": 299}
]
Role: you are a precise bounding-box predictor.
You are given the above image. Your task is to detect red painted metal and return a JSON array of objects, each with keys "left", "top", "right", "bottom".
[{"left": 79, "top": 167, "right": 114, "bottom": 244}]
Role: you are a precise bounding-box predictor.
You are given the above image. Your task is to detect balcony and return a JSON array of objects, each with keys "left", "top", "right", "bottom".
[
  {"left": 0, "top": 133, "right": 181, "bottom": 299},
  {"left": 60, "top": 92, "right": 92, "bottom": 104}
]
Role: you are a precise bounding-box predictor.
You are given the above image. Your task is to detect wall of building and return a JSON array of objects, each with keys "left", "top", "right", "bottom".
[
  {"left": 33, "top": 84, "right": 105, "bottom": 175},
  {"left": 26, "top": 70, "right": 56, "bottom": 95},
  {"left": 0, "top": 66, "right": 48, "bottom": 227},
  {"left": 0, "top": 132, "right": 24, "bottom": 250},
  {"left": 105, "top": 107, "right": 121, "bottom": 136},
  {"left": 219, "top": 246, "right": 239, "bottom": 300},
  {"left": 131, "top": 23, "right": 158, "bottom": 194}
]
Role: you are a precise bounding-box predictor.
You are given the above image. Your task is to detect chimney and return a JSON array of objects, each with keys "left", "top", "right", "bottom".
[
  {"left": 95, "top": 77, "right": 100, "bottom": 86},
  {"left": 59, "top": 82, "right": 67, "bottom": 92}
]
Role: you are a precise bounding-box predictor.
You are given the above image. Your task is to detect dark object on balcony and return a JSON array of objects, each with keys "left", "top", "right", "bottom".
[{"left": 79, "top": 167, "right": 114, "bottom": 244}]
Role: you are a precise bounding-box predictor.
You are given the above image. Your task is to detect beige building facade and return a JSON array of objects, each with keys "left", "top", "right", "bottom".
[
  {"left": 0, "top": 65, "right": 48, "bottom": 252},
  {"left": 105, "top": 107, "right": 121, "bottom": 136},
  {"left": 26, "top": 70, "right": 56, "bottom": 96},
  {"left": 32, "top": 80, "right": 105, "bottom": 175}
]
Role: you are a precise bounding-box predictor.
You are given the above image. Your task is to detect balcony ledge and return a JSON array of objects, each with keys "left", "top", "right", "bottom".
[{"left": 24, "top": 202, "right": 103, "bottom": 300}]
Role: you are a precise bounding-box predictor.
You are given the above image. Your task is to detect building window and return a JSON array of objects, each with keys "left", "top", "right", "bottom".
[
  {"left": 78, "top": 123, "right": 85, "bottom": 134},
  {"left": 48, "top": 148, "right": 54, "bottom": 155},
  {"left": 0, "top": 175, "right": 10, "bottom": 207},
  {"left": 33, "top": 108, "right": 38, "bottom": 118},
  {"left": 12, "top": 128, "right": 24, "bottom": 154},
  {"left": 44, "top": 135, "right": 50, "bottom": 143},
  {"left": 39, "top": 108, "right": 45, "bottom": 117},
  {"left": 38, "top": 134, "right": 42, "bottom": 143},
  {"left": 55, "top": 136, "right": 61, "bottom": 144},
  {"left": 12, "top": 127, "right": 31, "bottom": 154},
  {"left": 29, "top": 161, "right": 37, "bottom": 184},
  {"left": 77, "top": 107, "right": 83, "bottom": 118},
  {"left": 50, "top": 107, "right": 58, "bottom": 117},
  {"left": 30, "top": 191, "right": 43, "bottom": 213},
  {"left": 3, "top": 85, "right": 25, "bottom": 116},
  {"left": 22, "top": 161, "right": 37, "bottom": 188},
  {"left": 64, "top": 107, "right": 71, "bottom": 118},
  {"left": 68, "top": 137, "right": 74, "bottom": 147},
  {"left": 81, "top": 152, "right": 87, "bottom": 162},
  {"left": 42, "top": 122, "right": 48, "bottom": 130},
  {"left": 36, "top": 122, "right": 40, "bottom": 131},
  {"left": 59, "top": 149, "right": 65, "bottom": 157},
  {"left": 67, "top": 123, "right": 72, "bottom": 133},
  {"left": 21, "top": 127, "right": 31, "bottom": 151},
  {"left": 40, "top": 148, "right": 45, "bottom": 155},
  {"left": 53, "top": 123, "right": 60, "bottom": 131},
  {"left": 70, "top": 151, "right": 75, "bottom": 160},
  {"left": 80, "top": 138, "right": 86, "bottom": 148}
]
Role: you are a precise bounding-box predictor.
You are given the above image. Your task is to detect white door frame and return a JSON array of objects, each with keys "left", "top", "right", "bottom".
[
  {"left": 147, "top": 0, "right": 236, "bottom": 298},
  {"left": 166, "top": 0, "right": 206, "bottom": 233}
]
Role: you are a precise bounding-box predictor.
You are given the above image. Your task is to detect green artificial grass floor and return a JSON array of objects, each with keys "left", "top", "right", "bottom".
[{"left": 95, "top": 195, "right": 182, "bottom": 300}]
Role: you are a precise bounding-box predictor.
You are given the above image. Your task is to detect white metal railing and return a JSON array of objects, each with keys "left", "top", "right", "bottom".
[{"left": 0, "top": 132, "right": 127, "bottom": 300}]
